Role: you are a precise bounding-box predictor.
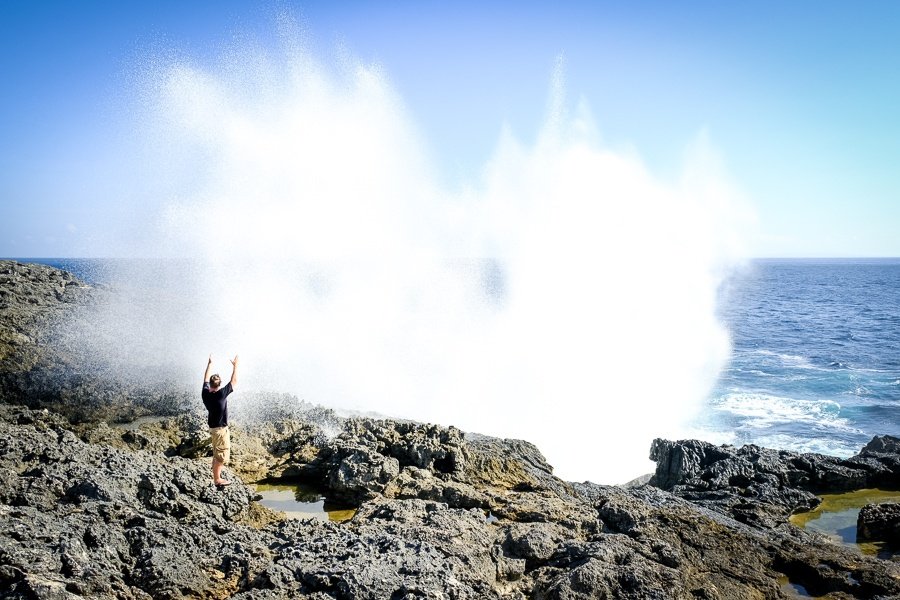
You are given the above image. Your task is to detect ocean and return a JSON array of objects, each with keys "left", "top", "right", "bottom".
[
  {"left": 10, "top": 257, "right": 900, "bottom": 460},
  {"left": 700, "top": 258, "right": 900, "bottom": 457}
]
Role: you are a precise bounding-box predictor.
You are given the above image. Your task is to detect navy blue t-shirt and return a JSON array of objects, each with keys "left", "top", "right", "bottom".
[{"left": 202, "top": 381, "right": 233, "bottom": 428}]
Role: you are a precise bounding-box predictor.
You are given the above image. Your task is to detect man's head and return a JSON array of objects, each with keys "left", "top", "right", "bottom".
[{"left": 209, "top": 374, "right": 222, "bottom": 390}]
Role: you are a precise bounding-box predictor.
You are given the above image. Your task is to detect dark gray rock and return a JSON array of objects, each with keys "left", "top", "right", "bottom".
[
  {"left": 312, "top": 418, "right": 470, "bottom": 505},
  {"left": 4, "top": 401, "right": 900, "bottom": 600},
  {"left": 651, "top": 437, "right": 900, "bottom": 499},
  {"left": 0, "top": 260, "right": 192, "bottom": 423},
  {"left": 858, "top": 502, "right": 900, "bottom": 545},
  {"left": 341, "top": 418, "right": 467, "bottom": 474},
  {"left": 853, "top": 435, "right": 900, "bottom": 489},
  {"left": 0, "top": 404, "right": 268, "bottom": 599},
  {"left": 502, "top": 522, "right": 569, "bottom": 569},
  {"left": 648, "top": 437, "right": 900, "bottom": 528},
  {"left": 862, "top": 436, "right": 900, "bottom": 455},
  {"left": 3, "top": 261, "right": 900, "bottom": 599},
  {"left": 322, "top": 444, "right": 401, "bottom": 503}
]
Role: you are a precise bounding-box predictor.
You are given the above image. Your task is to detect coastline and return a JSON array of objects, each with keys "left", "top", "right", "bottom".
[{"left": 1, "top": 259, "right": 899, "bottom": 599}]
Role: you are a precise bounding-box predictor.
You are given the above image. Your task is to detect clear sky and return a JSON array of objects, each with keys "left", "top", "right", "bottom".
[{"left": 2, "top": 0, "right": 899, "bottom": 258}]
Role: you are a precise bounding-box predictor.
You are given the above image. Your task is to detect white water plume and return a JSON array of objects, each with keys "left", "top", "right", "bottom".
[{"left": 93, "top": 22, "right": 750, "bottom": 483}]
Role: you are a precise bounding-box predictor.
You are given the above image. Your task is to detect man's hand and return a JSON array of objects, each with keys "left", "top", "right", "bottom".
[
  {"left": 230, "top": 355, "right": 239, "bottom": 366},
  {"left": 203, "top": 354, "right": 214, "bottom": 385},
  {"left": 229, "top": 354, "right": 239, "bottom": 388}
]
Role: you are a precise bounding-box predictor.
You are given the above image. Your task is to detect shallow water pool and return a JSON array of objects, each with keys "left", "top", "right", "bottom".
[
  {"left": 254, "top": 481, "right": 356, "bottom": 522},
  {"left": 789, "top": 488, "right": 900, "bottom": 558}
]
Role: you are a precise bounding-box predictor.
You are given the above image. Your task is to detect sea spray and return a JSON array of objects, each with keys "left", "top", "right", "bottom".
[{"left": 73, "top": 17, "right": 749, "bottom": 483}]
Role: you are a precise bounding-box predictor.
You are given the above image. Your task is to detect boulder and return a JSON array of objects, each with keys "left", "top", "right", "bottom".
[{"left": 857, "top": 502, "right": 900, "bottom": 545}]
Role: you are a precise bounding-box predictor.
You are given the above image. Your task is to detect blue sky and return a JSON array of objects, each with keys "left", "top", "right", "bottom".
[{"left": 2, "top": 1, "right": 899, "bottom": 258}]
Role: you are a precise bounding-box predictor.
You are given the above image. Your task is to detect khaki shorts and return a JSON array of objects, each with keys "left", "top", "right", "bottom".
[{"left": 209, "top": 426, "right": 231, "bottom": 464}]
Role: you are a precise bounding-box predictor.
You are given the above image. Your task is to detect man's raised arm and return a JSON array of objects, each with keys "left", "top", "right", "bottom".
[
  {"left": 229, "top": 355, "right": 239, "bottom": 388},
  {"left": 203, "top": 355, "right": 213, "bottom": 385}
]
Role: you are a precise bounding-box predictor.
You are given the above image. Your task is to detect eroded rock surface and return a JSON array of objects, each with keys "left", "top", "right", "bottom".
[
  {"left": 858, "top": 502, "right": 900, "bottom": 546},
  {"left": 0, "top": 261, "right": 88, "bottom": 381},
  {"left": 5, "top": 399, "right": 900, "bottom": 599},
  {"left": 0, "top": 260, "right": 192, "bottom": 423},
  {"left": 650, "top": 436, "right": 900, "bottom": 528},
  {"left": 3, "top": 260, "right": 900, "bottom": 599}
]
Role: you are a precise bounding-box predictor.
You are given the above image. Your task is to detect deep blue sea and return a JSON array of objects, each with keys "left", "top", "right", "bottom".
[
  {"left": 701, "top": 258, "right": 900, "bottom": 457},
  {"left": 9, "top": 257, "right": 900, "bottom": 458}
]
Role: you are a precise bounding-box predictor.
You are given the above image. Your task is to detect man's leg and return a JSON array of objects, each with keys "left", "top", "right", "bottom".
[
  {"left": 210, "top": 427, "right": 231, "bottom": 486},
  {"left": 212, "top": 456, "right": 225, "bottom": 484}
]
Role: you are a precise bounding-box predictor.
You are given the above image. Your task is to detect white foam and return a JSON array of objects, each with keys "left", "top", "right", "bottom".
[
  {"left": 715, "top": 392, "right": 850, "bottom": 429},
  {"left": 746, "top": 369, "right": 775, "bottom": 377},
  {"left": 752, "top": 349, "right": 819, "bottom": 370},
  {"left": 748, "top": 434, "right": 857, "bottom": 458},
  {"left": 679, "top": 425, "right": 737, "bottom": 447},
  {"left": 845, "top": 385, "right": 872, "bottom": 397}
]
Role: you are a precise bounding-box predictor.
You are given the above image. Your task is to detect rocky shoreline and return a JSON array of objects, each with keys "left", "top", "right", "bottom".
[{"left": 1, "top": 259, "right": 899, "bottom": 599}]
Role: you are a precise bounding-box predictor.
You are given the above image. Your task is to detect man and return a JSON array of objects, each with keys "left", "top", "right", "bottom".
[{"left": 202, "top": 354, "right": 239, "bottom": 487}]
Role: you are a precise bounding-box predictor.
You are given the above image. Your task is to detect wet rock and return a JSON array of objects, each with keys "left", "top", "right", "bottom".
[
  {"left": 312, "top": 418, "right": 470, "bottom": 505},
  {"left": 773, "top": 533, "right": 900, "bottom": 599},
  {"left": 858, "top": 502, "right": 900, "bottom": 545},
  {"left": 0, "top": 261, "right": 88, "bottom": 371},
  {"left": 647, "top": 437, "right": 897, "bottom": 527},
  {"left": 0, "top": 260, "right": 193, "bottom": 423},
  {"left": 652, "top": 437, "right": 900, "bottom": 500},
  {"left": 862, "top": 435, "right": 900, "bottom": 455}
]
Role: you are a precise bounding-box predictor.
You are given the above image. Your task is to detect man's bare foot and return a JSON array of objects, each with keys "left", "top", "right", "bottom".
[{"left": 214, "top": 480, "right": 231, "bottom": 487}]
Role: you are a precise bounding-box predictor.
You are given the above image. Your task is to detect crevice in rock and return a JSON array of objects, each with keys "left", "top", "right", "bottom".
[{"left": 772, "top": 555, "right": 869, "bottom": 599}]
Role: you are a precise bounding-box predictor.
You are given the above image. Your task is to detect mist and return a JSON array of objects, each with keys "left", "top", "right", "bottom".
[{"left": 77, "top": 20, "right": 750, "bottom": 483}]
